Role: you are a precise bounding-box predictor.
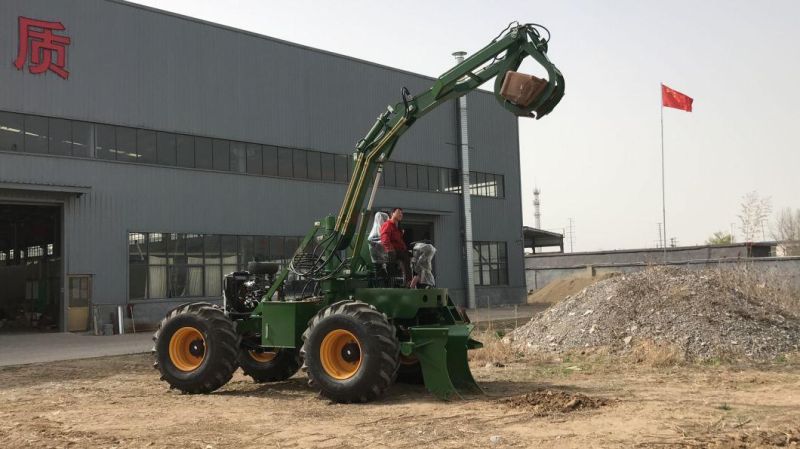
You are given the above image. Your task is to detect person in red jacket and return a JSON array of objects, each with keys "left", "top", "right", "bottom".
[{"left": 380, "top": 207, "right": 411, "bottom": 286}]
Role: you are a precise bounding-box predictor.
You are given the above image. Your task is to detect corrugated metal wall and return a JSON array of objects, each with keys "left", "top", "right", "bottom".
[{"left": 0, "top": 0, "right": 525, "bottom": 325}]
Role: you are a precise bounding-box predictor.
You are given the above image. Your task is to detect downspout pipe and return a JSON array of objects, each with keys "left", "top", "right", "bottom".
[{"left": 453, "top": 51, "right": 476, "bottom": 309}]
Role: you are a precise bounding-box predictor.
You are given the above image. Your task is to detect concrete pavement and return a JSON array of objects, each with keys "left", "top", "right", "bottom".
[{"left": 0, "top": 332, "right": 153, "bottom": 367}]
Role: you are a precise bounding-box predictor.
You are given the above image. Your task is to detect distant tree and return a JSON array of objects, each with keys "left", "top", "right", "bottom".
[
  {"left": 772, "top": 208, "right": 800, "bottom": 256},
  {"left": 738, "top": 191, "right": 772, "bottom": 242},
  {"left": 706, "top": 231, "right": 733, "bottom": 245}
]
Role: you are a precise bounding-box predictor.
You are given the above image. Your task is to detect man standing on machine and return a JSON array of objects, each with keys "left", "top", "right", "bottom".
[{"left": 380, "top": 207, "right": 411, "bottom": 286}]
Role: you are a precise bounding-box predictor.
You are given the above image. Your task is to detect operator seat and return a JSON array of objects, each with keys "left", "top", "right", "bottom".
[{"left": 367, "top": 211, "right": 389, "bottom": 265}]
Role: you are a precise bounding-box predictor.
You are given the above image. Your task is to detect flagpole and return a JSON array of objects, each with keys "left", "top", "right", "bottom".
[{"left": 660, "top": 84, "right": 667, "bottom": 261}]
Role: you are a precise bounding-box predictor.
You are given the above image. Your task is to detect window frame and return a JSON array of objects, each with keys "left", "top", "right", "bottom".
[{"left": 472, "top": 241, "right": 509, "bottom": 286}]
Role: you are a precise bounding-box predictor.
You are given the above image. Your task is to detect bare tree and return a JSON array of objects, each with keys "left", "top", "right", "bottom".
[
  {"left": 737, "top": 191, "right": 772, "bottom": 242},
  {"left": 772, "top": 208, "right": 800, "bottom": 256}
]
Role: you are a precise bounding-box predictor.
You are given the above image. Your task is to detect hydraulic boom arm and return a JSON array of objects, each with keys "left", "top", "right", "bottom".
[{"left": 281, "top": 22, "right": 564, "bottom": 286}]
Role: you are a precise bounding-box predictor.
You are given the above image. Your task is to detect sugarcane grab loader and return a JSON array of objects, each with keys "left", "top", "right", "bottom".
[{"left": 153, "top": 22, "right": 564, "bottom": 402}]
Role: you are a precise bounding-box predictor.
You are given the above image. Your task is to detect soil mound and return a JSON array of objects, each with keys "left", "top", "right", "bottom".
[
  {"left": 508, "top": 267, "right": 800, "bottom": 361},
  {"left": 527, "top": 273, "right": 617, "bottom": 305},
  {"left": 501, "top": 390, "right": 608, "bottom": 415}
]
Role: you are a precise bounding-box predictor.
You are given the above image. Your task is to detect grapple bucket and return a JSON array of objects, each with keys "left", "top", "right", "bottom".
[
  {"left": 407, "top": 324, "right": 483, "bottom": 400},
  {"left": 492, "top": 26, "right": 565, "bottom": 119}
]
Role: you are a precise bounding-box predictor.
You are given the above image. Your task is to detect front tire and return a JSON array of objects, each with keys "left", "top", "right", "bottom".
[
  {"left": 239, "top": 348, "right": 302, "bottom": 382},
  {"left": 153, "top": 303, "right": 239, "bottom": 394},
  {"left": 301, "top": 301, "right": 399, "bottom": 403}
]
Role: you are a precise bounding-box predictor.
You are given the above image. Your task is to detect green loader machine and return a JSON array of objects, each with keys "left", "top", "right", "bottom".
[{"left": 153, "top": 22, "right": 564, "bottom": 402}]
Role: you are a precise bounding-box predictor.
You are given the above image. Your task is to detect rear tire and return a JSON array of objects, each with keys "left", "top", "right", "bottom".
[
  {"left": 239, "top": 348, "right": 302, "bottom": 382},
  {"left": 396, "top": 355, "right": 424, "bottom": 384},
  {"left": 301, "top": 301, "right": 399, "bottom": 403},
  {"left": 152, "top": 303, "right": 239, "bottom": 394}
]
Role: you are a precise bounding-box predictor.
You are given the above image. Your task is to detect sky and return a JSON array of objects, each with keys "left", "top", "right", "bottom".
[{"left": 130, "top": 0, "right": 800, "bottom": 251}]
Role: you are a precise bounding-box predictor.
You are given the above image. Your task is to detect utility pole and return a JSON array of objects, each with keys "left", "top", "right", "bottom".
[
  {"left": 568, "top": 218, "right": 574, "bottom": 252},
  {"left": 657, "top": 223, "right": 663, "bottom": 248},
  {"left": 453, "top": 50, "right": 475, "bottom": 310}
]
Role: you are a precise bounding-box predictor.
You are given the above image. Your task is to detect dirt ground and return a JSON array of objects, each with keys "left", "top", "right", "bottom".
[
  {"left": 1, "top": 348, "right": 799, "bottom": 449},
  {"left": 526, "top": 273, "right": 616, "bottom": 305}
]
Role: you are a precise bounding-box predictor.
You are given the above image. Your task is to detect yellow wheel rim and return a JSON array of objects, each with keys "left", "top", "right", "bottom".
[
  {"left": 320, "top": 329, "right": 362, "bottom": 380},
  {"left": 248, "top": 350, "right": 277, "bottom": 363},
  {"left": 168, "top": 327, "right": 206, "bottom": 372}
]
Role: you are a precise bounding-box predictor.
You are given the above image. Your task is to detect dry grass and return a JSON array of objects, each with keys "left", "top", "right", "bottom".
[
  {"left": 711, "top": 264, "right": 799, "bottom": 316},
  {"left": 627, "top": 339, "right": 686, "bottom": 367},
  {"left": 468, "top": 329, "right": 527, "bottom": 365}
]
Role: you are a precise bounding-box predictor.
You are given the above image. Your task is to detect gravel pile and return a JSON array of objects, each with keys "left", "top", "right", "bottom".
[{"left": 507, "top": 267, "right": 800, "bottom": 360}]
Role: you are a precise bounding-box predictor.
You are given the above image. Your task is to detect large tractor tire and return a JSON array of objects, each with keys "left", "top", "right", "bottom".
[
  {"left": 238, "top": 348, "right": 302, "bottom": 383},
  {"left": 301, "top": 300, "right": 399, "bottom": 403},
  {"left": 153, "top": 303, "right": 239, "bottom": 394}
]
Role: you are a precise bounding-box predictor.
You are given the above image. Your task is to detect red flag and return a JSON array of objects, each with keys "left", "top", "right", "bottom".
[{"left": 661, "top": 84, "right": 693, "bottom": 112}]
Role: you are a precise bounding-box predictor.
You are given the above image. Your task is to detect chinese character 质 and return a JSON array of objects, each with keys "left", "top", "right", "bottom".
[{"left": 13, "top": 16, "right": 71, "bottom": 80}]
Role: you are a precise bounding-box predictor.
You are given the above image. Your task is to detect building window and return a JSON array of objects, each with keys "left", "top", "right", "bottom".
[
  {"left": 293, "top": 149, "right": 308, "bottom": 179},
  {"left": 307, "top": 150, "right": 321, "bottom": 180},
  {"left": 176, "top": 134, "right": 195, "bottom": 168},
  {"left": 195, "top": 137, "right": 213, "bottom": 169},
  {"left": 443, "top": 168, "right": 461, "bottom": 194},
  {"left": 472, "top": 241, "right": 508, "bottom": 286},
  {"left": 394, "top": 163, "right": 407, "bottom": 189},
  {"left": 116, "top": 127, "right": 138, "bottom": 162},
  {"left": 334, "top": 155, "right": 349, "bottom": 183},
  {"left": 72, "top": 121, "right": 94, "bottom": 158},
  {"left": 467, "top": 171, "right": 504, "bottom": 198},
  {"left": 320, "top": 153, "right": 335, "bottom": 182},
  {"left": 157, "top": 132, "right": 177, "bottom": 166},
  {"left": 277, "top": 147, "right": 293, "bottom": 178},
  {"left": 428, "top": 166, "right": 440, "bottom": 192},
  {"left": 128, "top": 232, "right": 302, "bottom": 300},
  {"left": 262, "top": 145, "right": 278, "bottom": 176},
  {"left": 137, "top": 129, "right": 157, "bottom": 164},
  {"left": 0, "top": 111, "right": 24, "bottom": 152},
  {"left": 49, "top": 118, "right": 72, "bottom": 156},
  {"left": 230, "top": 141, "right": 247, "bottom": 173},
  {"left": 0, "top": 110, "right": 507, "bottom": 199},
  {"left": 26, "top": 246, "right": 43, "bottom": 257},
  {"left": 95, "top": 124, "right": 116, "bottom": 160},
  {"left": 246, "top": 143, "right": 262, "bottom": 175},
  {"left": 24, "top": 115, "right": 49, "bottom": 154},
  {"left": 212, "top": 139, "right": 230, "bottom": 171}
]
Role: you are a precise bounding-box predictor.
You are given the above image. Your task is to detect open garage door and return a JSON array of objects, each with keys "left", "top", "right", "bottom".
[{"left": 0, "top": 204, "right": 62, "bottom": 333}]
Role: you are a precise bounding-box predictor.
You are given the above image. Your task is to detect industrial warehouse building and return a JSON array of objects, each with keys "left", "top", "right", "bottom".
[{"left": 0, "top": 0, "right": 526, "bottom": 333}]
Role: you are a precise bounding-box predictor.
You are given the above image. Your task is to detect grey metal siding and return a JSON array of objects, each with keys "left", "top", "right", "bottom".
[
  {"left": 0, "top": 0, "right": 524, "bottom": 321},
  {"left": 0, "top": 0, "right": 458, "bottom": 168}
]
